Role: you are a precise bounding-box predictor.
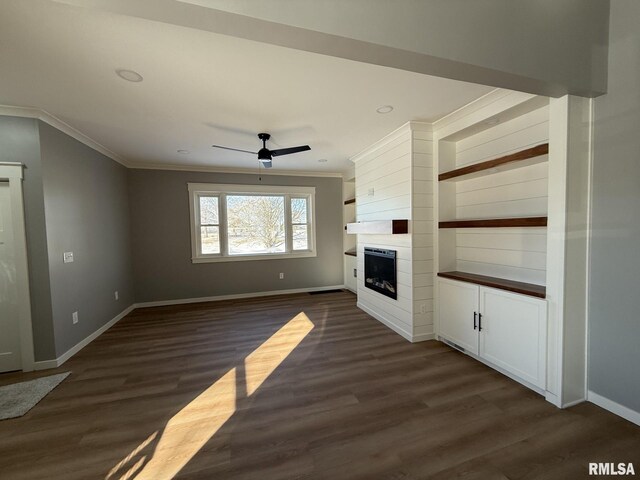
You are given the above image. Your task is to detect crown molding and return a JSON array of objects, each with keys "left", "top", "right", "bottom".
[
  {"left": 0, "top": 105, "right": 129, "bottom": 166},
  {"left": 0, "top": 105, "right": 348, "bottom": 177},
  {"left": 127, "top": 161, "right": 345, "bottom": 178},
  {"left": 350, "top": 121, "right": 432, "bottom": 164}
]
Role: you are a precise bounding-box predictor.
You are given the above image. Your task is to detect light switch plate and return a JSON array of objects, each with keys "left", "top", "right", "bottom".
[{"left": 63, "top": 251, "right": 74, "bottom": 263}]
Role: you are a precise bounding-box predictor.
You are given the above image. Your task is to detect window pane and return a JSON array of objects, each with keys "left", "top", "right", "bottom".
[
  {"left": 292, "top": 225, "right": 309, "bottom": 250},
  {"left": 291, "top": 197, "right": 307, "bottom": 224},
  {"left": 200, "top": 196, "right": 219, "bottom": 225},
  {"left": 227, "top": 195, "right": 286, "bottom": 255},
  {"left": 200, "top": 226, "right": 220, "bottom": 254}
]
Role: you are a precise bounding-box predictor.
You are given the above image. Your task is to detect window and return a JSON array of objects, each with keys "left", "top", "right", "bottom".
[{"left": 189, "top": 183, "right": 316, "bottom": 262}]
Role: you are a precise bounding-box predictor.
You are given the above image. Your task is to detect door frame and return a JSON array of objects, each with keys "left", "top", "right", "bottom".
[{"left": 0, "top": 162, "right": 35, "bottom": 371}]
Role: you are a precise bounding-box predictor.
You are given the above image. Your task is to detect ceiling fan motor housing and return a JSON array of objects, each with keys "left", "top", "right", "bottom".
[
  {"left": 257, "top": 133, "right": 272, "bottom": 161},
  {"left": 258, "top": 147, "right": 272, "bottom": 161}
]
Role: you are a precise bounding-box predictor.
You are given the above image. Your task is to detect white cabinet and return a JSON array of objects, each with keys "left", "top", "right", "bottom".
[
  {"left": 438, "top": 278, "right": 547, "bottom": 391},
  {"left": 438, "top": 279, "right": 479, "bottom": 355}
]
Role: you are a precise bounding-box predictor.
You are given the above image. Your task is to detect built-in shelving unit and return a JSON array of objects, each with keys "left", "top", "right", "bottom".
[
  {"left": 438, "top": 143, "right": 549, "bottom": 181},
  {"left": 439, "top": 216, "right": 547, "bottom": 228},
  {"left": 438, "top": 271, "right": 545, "bottom": 298},
  {"left": 343, "top": 175, "right": 357, "bottom": 292},
  {"left": 346, "top": 219, "right": 409, "bottom": 235},
  {"left": 432, "top": 92, "right": 592, "bottom": 408},
  {"left": 436, "top": 97, "right": 550, "bottom": 292}
]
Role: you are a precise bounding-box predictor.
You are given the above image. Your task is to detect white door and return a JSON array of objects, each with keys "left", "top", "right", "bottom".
[
  {"left": 438, "top": 278, "right": 479, "bottom": 355},
  {"left": 478, "top": 287, "right": 547, "bottom": 389},
  {"left": 0, "top": 181, "right": 21, "bottom": 372}
]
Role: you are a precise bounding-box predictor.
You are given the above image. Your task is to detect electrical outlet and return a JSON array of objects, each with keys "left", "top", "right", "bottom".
[
  {"left": 420, "top": 304, "right": 426, "bottom": 314},
  {"left": 72, "top": 311, "right": 79, "bottom": 324},
  {"left": 353, "top": 268, "right": 357, "bottom": 278},
  {"left": 63, "top": 251, "right": 74, "bottom": 263},
  {"left": 279, "top": 273, "right": 284, "bottom": 279},
  {"left": 114, "top": 291, "right": 119, "bottom": 300}
]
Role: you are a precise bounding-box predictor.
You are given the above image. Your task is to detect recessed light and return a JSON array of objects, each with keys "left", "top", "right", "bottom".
[
  {"left": 116, "top": 69, "right": 144, "bottom": 83},
  {"left": 318, "top": 158, "right": 328, "bottom": 163},
  {"left": 177, "top": 149, "right": 190, "bottom": 154},
  {"left": 376, "top": 105, "right": 394, "bottom": 114}
]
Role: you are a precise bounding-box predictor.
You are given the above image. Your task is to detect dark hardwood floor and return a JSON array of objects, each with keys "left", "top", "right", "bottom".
[{"left": 1, "top": 291, "right": 638, "bottom": 479}]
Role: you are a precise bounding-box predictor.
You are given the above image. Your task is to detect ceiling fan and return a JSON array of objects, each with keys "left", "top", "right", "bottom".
[{"left": 212, "top": 133, "right": 310, "bottom": 168}]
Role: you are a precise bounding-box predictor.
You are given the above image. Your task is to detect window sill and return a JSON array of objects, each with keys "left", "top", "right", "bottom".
[{"left": 192, "top": 251, "right": 317, "bottom": 263}]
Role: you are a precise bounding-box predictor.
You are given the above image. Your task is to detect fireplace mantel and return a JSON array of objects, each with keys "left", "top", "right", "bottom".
[{"left": 346, "top": 220, "right": 408, "bottom": 235}]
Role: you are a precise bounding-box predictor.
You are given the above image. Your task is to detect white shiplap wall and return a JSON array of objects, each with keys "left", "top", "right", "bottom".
[
  {"left": 353, "top": 122, "right": 434, "bottom": 342},
  {"left": 412, "top": 130, "right": 434, "bottom": 339},
  {"left": 452, "top": 106, "right": 549, "bottom": 285}
]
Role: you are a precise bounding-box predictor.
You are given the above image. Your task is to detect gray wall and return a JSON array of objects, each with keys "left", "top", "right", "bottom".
[
  {"left": 589, "top": 0, "right": 640, "bottom": 412},
  {"left": 128, "top": 169, "right": 343, "bottom": 303},
  {"left": 38, "top": 122, "right": 135, "bottom": 357},
  {"left": 0, "top": 116, "right": 56, "bottom": 361}
]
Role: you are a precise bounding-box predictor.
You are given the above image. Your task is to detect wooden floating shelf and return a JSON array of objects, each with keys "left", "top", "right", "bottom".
[
  {"left": 438, "top": 143, "right": 549, "bottom": 182},
  {"left": 344, "top": 198, "right": 356, "bottom": 205},
  {"left": 346, "top": 219, "right": 409, "bottom": 235},
  {"left": 344, "top": 250, "right": 357, "bottom": 257},
  {"left": 439, "top": 217, "right": 547, "bottom": 228},
  {"left": 438, "top": 271, "right": 546, "bottom": 298}
]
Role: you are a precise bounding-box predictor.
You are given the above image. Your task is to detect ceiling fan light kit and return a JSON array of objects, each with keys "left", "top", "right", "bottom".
[{"left": 212, "top": 132, "right": 310, "bottom": 169}]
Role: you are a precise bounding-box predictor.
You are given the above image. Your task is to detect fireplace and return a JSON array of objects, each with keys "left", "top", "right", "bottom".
[{"left": 364, "top": 247, "right": 397, "bottom": 300}]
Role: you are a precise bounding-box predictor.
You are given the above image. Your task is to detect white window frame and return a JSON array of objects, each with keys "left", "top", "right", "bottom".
[{"left": 188, "top": 183, "right": 317, "bottom": 263}]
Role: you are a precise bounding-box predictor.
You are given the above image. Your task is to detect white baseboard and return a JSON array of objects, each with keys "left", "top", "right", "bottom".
[
  {"left": 545, "top": 391, "right": 561, "bottom": 407},
  {"left": 412, "top": 332, "right": 435, "bottom": 343},
  {"left": 32, "top": 286, "right": 347, "bottom": 370},
  {"left": 134, "top": 285, "right": 346, "bottom": 308},
  {"left": 33, "top": 358, "right": 59, "bottom": 370},
  {"left": 562, "top": 397, "right": 587, "bottom": 408},
  {"left": 588, "top": 390, "right": 640, "bottom": 426},
  {"left": 34, "top": 304, "right": 136, "bottom": 370}
]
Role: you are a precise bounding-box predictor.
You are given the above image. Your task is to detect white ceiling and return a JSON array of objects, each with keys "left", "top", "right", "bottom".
[{"left": 0, "top": 0, "right": 493, "bottom": 174}]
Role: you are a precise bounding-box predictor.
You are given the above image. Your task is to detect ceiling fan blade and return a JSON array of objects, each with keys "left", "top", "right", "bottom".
[
  {"left": 262, "top": 159, "right": 273, "bottom": 169},
  {"left": 211, "top": 144, "right": 257, "bottom": 155},
  {"left": 270, "top": 145, "right": 310, "bottom": 157}
]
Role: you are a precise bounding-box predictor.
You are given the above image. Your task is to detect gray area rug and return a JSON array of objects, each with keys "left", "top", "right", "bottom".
[{"left": 0, "top": 372, "right": 70, "bottom": 420}]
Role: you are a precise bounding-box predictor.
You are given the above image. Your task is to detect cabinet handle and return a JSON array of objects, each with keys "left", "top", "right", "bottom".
[
  {"left": 478, "top": 313, "right": 483, "bottom": 332},
  {"left": 473, "top": 312, "right": 477, "bottom": 330}
]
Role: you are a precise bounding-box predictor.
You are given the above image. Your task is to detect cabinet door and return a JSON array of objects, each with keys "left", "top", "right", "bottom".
[
  {"left": 438, "top": 279, "right": 479, "bottom": 355},
  {"left": 479, "top": 287, "right": 547, "bottom": 389}
]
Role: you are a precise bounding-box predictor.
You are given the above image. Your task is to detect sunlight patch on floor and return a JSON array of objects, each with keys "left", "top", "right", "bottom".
[
  {"left": 132, "top": 368, "right": 237, "bottom": 480},
  {"left": 107, "top": 312, "right": 314, "bottom": 480},
  {"left": 245, "top": 312, "right": 314, "bottom": 396}
]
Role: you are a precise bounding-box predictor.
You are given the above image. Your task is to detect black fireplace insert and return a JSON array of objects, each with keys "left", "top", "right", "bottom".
[{"left": 364, "top": 247, "right": 397, "bottom": 300}]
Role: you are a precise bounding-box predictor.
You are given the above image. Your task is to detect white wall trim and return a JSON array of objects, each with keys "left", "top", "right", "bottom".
[
  {"left": 134, "top": 285, "right": 346, "bottom": 308},
  {"left": 562, "top": 397, "right": 586, "bottom": 409},
  {"left": 0, "top": 163, "right": 36, "bottom": 372},
  {"left": 0, "top": 104, "right": 348, "bottom": 177},
  {"left": 588, "top": 391, "right": 640, "bottom": 427},
  {"left": 0, "top": 105, "right": 128, "bottom": 167},
  {"left": 584, "top": 97, "right": 595, "bottom": 399},
  {"left": 33, "top": 304, "right": 135, "bottom": 370},
  {"left": 412, "top": 332, "right": 435, "bottom": 343},
  {"left": 350, "top": 121, "right": 431, "bottom": 164},
  {"left": 432, "top": 88, "right": 506, "bottom": 131},
  {"left": 129, "top": 162, "right": 345, "bottom": 178}
]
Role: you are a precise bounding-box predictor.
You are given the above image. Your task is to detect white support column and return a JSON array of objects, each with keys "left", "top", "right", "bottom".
[{"left": 546, "top": 96, "right": 591, "bottom": 407}]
